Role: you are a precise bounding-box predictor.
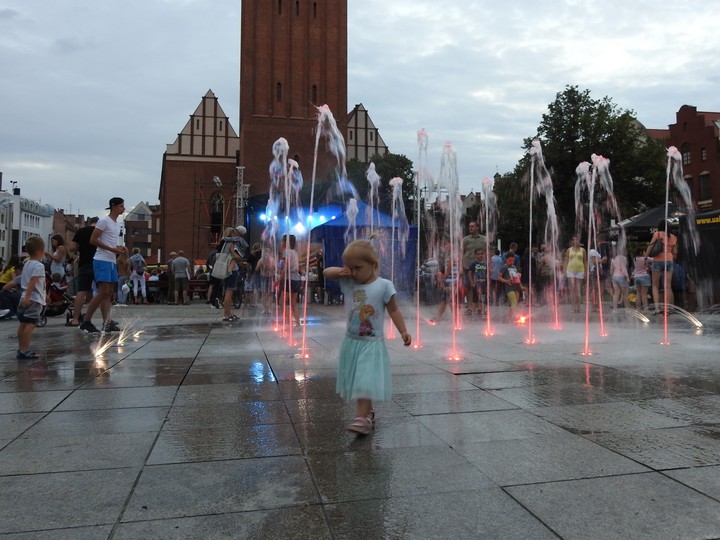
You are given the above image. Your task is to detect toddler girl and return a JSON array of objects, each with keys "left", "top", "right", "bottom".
[{"left": 324, "top": 240, "right": 411, "bottom": 435}]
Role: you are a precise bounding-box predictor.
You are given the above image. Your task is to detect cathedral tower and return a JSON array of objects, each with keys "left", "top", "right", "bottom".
[{"left": 239, "top": 0, "right": 348, "bottom": 188}]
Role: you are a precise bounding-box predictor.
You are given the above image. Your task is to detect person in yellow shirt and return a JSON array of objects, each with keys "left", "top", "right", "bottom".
[
  {"left": 564, "top": 235, "right": 586, "bottom": 313},
  {"left": 0, "top": 255, "right": 20, "bottom": 287}
]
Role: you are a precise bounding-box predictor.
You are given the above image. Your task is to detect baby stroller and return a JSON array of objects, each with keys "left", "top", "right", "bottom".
[{"left": 37, "top": 275, "right": 74, "bottom": 328}]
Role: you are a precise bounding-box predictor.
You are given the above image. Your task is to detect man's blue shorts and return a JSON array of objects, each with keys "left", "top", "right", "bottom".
[{"left": 93, "top": 260, "right": 118, "bottom": 283}]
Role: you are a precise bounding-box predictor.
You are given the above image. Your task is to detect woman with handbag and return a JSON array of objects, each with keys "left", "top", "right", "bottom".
[
  {"left": 214, "top": 227, "right": 248, "bottom": 321},
  {"left": 645, "top": 219, "right": 677, "bottom": 314}
]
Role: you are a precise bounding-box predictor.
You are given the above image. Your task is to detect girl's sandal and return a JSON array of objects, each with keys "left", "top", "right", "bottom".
[{"left": 347, "top": 416, "right": 373, "bottom": 436}]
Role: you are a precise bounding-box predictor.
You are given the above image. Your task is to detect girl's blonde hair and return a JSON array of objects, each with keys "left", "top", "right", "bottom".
[{"left": 342, "top": 240, "right": 379, "bottom": 267}]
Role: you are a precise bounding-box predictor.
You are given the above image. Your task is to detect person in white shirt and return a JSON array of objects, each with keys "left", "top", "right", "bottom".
[{"left": 80, "top": 197, "right": 126, "bottom": 333}]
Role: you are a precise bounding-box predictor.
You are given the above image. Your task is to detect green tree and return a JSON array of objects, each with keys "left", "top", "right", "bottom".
[
  {"left": 346, "top": 152, "right": 416, "bottom": 222},
  {"left": 521, "top": 85, "right": 666, "bottom": 241}
]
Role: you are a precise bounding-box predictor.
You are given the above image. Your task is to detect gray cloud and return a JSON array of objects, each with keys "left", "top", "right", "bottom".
[{"left": 1, "top": 0, "right": 718, "bottom": 218}]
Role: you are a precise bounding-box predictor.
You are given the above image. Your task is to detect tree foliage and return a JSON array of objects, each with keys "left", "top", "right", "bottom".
[
  {"left": 515, "top": 85, "right": 667, "bottom": 242},
  {"left": 347, "top": 152, "right": 416, "bottom": 222}
]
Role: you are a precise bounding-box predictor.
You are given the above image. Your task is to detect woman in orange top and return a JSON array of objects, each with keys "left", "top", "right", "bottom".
[{"left": 644, "top": 219, "right": 677, "bottom": 314}]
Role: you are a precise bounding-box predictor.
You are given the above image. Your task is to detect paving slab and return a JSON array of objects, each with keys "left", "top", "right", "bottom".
[
  {"left": 506, "top": 472, "right": 720, "bottom": 540},
  {"left": 122, "top": 456, "right": 319, "bottom": 522},
  {"left": 114, "top": 506, "right": 332, "bottom": 539},
  {"left": 0, "top": 302, "right": 718, "bottom": 538},
  {"left": 0, "top": 469, "right": 136, "bottom": 534}
]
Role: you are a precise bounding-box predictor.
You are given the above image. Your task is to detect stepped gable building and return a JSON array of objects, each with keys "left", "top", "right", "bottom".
[
  {"left": 238, "top": 0, "right": 348, "bottom": 187},
  {"left": 346, "top": 103, "right": 388, "bottom": 162},
  {"left": 650, "top": 105, "right": 720, "bottom": 212},
  {"left": 159, "top": 90, "right": 241, "bottom": 261}
]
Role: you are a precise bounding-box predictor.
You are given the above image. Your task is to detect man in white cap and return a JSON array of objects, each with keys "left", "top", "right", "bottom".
[{"left": 80, "top": 197, "right": 126, "bottom": 333}]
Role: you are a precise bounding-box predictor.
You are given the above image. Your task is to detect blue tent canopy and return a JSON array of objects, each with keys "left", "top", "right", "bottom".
[{"left": 311, "top": 200, "right": 417, "bottom": 299}]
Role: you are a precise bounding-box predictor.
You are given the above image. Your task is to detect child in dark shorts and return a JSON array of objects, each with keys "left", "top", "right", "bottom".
[{"left": 16, "top": 236, "right": 47, "bottom": 359}]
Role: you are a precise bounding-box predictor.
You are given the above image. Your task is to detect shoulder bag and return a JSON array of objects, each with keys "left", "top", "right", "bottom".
[
  {"left": 648, "top": 236, "right": 663, "bottom": 257},
  {"left": 211, "top": 244, "right": 231, "bottom": 280}
]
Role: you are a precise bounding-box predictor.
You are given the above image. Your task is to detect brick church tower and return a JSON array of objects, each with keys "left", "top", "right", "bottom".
[{"left": 238, "top": 0, "right": 348, "bottom": 189}]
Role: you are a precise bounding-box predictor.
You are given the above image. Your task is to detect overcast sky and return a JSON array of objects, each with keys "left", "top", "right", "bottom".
[{"left": 2, "top": 0, "right": 718, "bottom": 219}]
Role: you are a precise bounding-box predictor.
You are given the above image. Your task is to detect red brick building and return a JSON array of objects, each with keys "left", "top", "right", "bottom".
[
  {"left": 159, "top": 1, "right": 349, "bottom": 261},
  {"left": 651, "top": 105, "right": 720, "bottom": 212},
  {"left": 159, "top": 90, "right": 241, "bottom": 261},
  {"left": 238, "top": 0, "right": 348, "bottom": 187}
]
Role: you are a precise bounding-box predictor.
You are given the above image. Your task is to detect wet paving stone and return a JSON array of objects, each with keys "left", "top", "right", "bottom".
[
  {"left": 114, "top": 506, "right": 332, "bottom": 540},
  {"left": 123, "top": 456, "right": 319, "bottom": 522},
  {"left": 55, "top": 386, "right": 178, "bottom": 411},
  {"left": 0, "top": 525, "right": 114, "bottom": 539},
  {"left": 174, "top": 382, "right": 283, "bottom": 403},
  {"left": 22, "top": 407, "right": 169, "bottom": 437},
  {"left": 309, "top": 445, "right": 494, "bottom": 503},
  {"left": 393, "top": 388, "right": 517, "bottom": 415},
  {"left": 0, "top": 389, "right": 72, "bottom": 413},
  {"left": 587, "top": 426, "right": 720, "bottom": 469},
  {"left": 487, "top": 382, "right": 620, "bottom": 409},
  {"left": 417, "top": 409, "right": 567, "bottom": 446},
  {"left": 391, "top": 373, "right": 478, "bottom": 394},
  {"left": 148, "top": 423, "right": 302, "bottom": 464},
  {"left": 664, "top": 464, "right": 720, "bottom": 500},
  {"left": 506, "top": 472, "right": 720, "bottom": 540},
  {"left": 530, "top": 401, "right": 690, "bottom": 435},
  {"left": 278, "top": 378, "right": 342, "bottom": 400},
  {"left": 0, "top": 432, "right": 157, "bottom": 475},
  {"left": 326, "top": 489, "right": 557, "bottom": 540},
  {"left": 456, "top": 432, "right": 649, "bottom": 486},
  {"left": 0, "top": 413, "right": 44, "bottom": 440},
  {"left": 631, "top": 394, "right": 720, "bottom": 426},
  {"left": 296, "top": 416, "right": 448, "bottom": 455},
  {"left": 164, "top": 401, "right": 291, "bottom": 430},
  {"left": 431, "top": 360, "right": 521, "bottom": 375},
  {"left": 0, "top": 469, "right": 135, "bottom": 534}
]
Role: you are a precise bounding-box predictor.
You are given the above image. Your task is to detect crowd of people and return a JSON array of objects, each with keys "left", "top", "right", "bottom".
[
  {"left": 423, "top": 218, "right": 692, "bottom": 323},
  {"left": 2, "top": 192, "right": 694, "bottom": 361}
]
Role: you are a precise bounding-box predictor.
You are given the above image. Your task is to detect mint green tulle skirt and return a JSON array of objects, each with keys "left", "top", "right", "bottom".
[{"left": 336, "top": 336, "right": 392, "bottom": 401}]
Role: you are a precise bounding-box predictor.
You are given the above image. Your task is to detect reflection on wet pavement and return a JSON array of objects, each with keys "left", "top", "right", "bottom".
[{"left": 1, "top": 305, "right": 720, "bottom": 537}]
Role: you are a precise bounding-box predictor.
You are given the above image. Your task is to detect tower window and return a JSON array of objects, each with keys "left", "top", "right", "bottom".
[
  {"left": 296, "top": 1, "right": 300, "bottom": 15},
  {"left": 276, "top": 82, "right": 282, "bottom": 102},
  {"left": 313, "top": 2, "right": 317, "bottom": 17},
  {"left": 701, "top": 147, "right": 707, "bottom": 161},
  {"left": 278, "top": 0, "right": 282, "bottom": 14},
  {"left": 311, "top": 85, "right": 317, "bottom": 103}
]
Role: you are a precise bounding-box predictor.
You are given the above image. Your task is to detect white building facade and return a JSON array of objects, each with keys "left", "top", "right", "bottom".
[{"left": 0, "top": 189, "right": 55, "bottom": 261}]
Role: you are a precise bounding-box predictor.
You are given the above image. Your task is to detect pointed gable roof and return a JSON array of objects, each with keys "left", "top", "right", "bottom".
[{"left": 165, "top": 90, "right": 239, "bottom": 158}]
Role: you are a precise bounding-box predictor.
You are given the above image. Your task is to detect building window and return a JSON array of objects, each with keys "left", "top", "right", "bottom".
[
  {"left": 701, "top": 147, "right": 707, "bottom": 161},
  {"left": 219, "top": 120, "right": 223, "bottom": 132},
  {"left": 195, "top": 119, "right": 200, "bottom": 130},
  {"left": 370, "top": 132, "right": 374, "bottom": 142},
  {"left": 699, "top": 173, "right": 711, "bottom": 200},
  {"left": 681, "top": 143, "right": 691, "bottom": 166},
  {"left": 276, "top": 82, "right": 282, "bottom": 102},
  {"left": 311, "top": 85, "right": 317, "bottom": 103},
  {"left": 278, "top": 0, "right": 282, "bottom": 14},
  {"left": 349, "top": 130, "right": 353, "bottom": 141},
  {"left": 313, "top": 2, "right": 317, "bottom": 17},
  {"left": 296, "top": 1, "right": 300, "bottom": 15}
]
